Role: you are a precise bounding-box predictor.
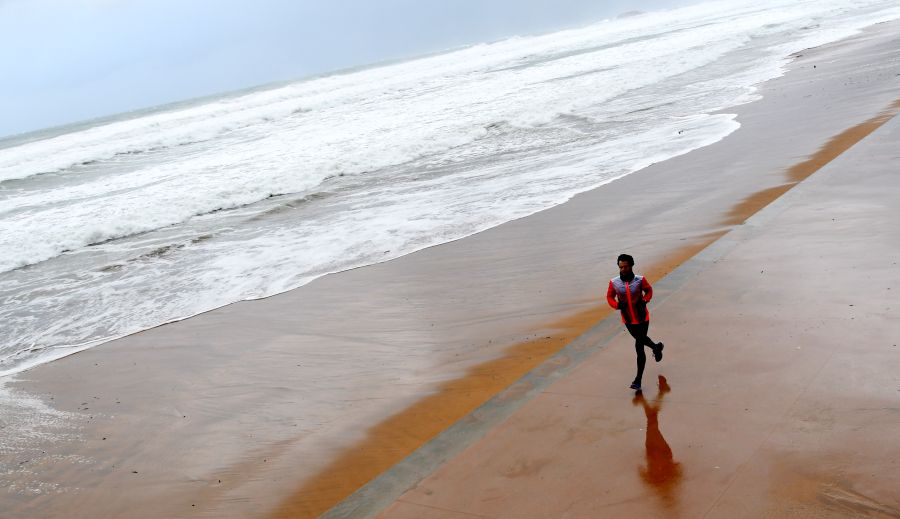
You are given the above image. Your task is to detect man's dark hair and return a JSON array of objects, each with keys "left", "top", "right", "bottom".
[{"left": 617, "top": 253, "right": 634, "bottom": 266}]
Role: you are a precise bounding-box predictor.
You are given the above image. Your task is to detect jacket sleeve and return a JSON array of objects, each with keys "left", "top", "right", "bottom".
[
  {"left": 606, "top": 280, "right": 619, "bottom": 309},
  {"left": 641, "top": 277, "right": 653, "bottom": 302}
]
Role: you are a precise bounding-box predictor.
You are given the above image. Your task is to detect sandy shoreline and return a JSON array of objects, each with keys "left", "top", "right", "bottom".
[
  {"left": 4, "top": 20, "right": 900, "bottom": 519},
  {"left": 370, "top": 73, "right": 900, "bottom": 519}
]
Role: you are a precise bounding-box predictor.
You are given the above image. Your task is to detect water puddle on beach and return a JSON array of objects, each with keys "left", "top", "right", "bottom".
[
  {"left": 633, "top": 375, "right": 684, "bottom": 510},
  {"left": 0, "top": 378, "right": 89, "bottom": 500}
]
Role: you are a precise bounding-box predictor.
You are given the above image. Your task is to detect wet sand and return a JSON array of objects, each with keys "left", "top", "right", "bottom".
[
  {"left": 4, "top": 20, "right": 900, "bottom": 519},
  {"left": 372, "top": 85, "right": 900, "bottom": 519}
]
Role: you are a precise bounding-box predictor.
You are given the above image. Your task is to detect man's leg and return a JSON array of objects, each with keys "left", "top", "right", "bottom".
[
  {"left": 644, "top": 322, "right": 663, "bottom": 362},
  {"left": 626, "top": 322, "right": 649, "bottom": 388},
  {"left": 636, "top": 321, "right": 664, "bottom": 362},
  {"left": 628, "top": 321, "right": 657, "bottom": 348},
  {"left": 633, "top": 339, "right": 647, "bottom": 387}
]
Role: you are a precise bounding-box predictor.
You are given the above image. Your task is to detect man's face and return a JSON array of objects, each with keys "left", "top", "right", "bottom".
[{"left": 618, "top": 260, "right": 633, "bottom": 276}]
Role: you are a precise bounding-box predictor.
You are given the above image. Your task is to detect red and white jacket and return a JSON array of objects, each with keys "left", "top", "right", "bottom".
[{"left": 607, "top": 275, "right": 653, "bottom": 324}]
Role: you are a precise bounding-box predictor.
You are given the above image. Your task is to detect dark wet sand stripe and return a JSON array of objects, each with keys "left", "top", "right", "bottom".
[
  {"left": 724, "top": 99, "right": 900, "bottom": 226},
  {"left": 265, "top": 238, "right": 719, "bottom": 518}
]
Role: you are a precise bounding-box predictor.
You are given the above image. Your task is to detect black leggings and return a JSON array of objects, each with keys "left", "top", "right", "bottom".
[{"left": 625, "top": 321, "right": 656, "bottom": 383}]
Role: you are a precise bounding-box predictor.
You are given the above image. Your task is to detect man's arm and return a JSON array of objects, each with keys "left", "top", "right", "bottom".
[
  {"left": 606, "top": 280, "right": 620, "bottom": 309},
  {"left": 641, "top": 277, "right": 653, "bottom": 302}
]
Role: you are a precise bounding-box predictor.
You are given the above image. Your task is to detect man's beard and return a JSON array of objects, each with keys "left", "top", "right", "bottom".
[{"left": 621, "top": 271, "right": 635, "bottom": 282}]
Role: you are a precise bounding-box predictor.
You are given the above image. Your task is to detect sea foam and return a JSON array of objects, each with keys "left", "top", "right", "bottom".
[{"left": 1, "top": 0, "right": 899, "bottom": 376}]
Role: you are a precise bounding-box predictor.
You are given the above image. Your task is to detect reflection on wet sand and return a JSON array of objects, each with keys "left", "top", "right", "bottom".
[{"left": 633, "top": 375, "right": 683, "bottom": 509}]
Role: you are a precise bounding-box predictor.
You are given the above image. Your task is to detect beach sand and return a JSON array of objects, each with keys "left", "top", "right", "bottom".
[
  {"left": 370, "top": 73, "right": 900, "bottom": 519},
  {"left": 4, "top": 20, "right": 900, "bottom": 519}
]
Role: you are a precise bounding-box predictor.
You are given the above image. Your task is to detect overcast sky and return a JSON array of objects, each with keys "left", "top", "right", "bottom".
[{"left": 0, "top": 0, "right": 693, "bottom": 138}]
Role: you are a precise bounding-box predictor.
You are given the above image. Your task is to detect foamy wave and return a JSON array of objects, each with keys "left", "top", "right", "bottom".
[
  {"left": 0, "top": 118, "right": 491, "bottom": 272},
  {"left": 2, "top": 0, "right": 900, "bottom": 376},
  {"left": 0, "top": 377, "right": 81, "bottom": 453},
  {"left": 0, "top": 94, "right": 298, "bottom": 184},
  {"left": 0, "top": 0, "right": 750, "bottom": 184},
  {"left": 0, "top": 8, "right": 751, "bottom": 271}
]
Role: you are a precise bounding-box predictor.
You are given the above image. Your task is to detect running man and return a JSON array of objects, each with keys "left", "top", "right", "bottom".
[{"left": 606, "top": 254, "right": 664, "bottom": 390}]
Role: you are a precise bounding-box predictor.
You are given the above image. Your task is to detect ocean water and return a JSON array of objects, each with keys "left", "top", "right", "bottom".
[{"left": 2, "top": 0, "right": 899, "bottom": 377}]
